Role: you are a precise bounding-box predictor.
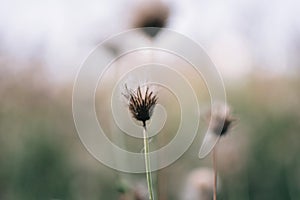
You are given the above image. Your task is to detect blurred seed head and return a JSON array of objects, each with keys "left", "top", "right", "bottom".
[
  {"left": 209, "top": 103, "right": 235, "bottom": 136},
  {"left": 130, "top": 1, "right": 170, "bottom": 38},
  {"left": 133, "top": 182, "right": 148, "bottom": 200},
  {"left": 123, "top": 84, "right": 158, "bottom": 127},
  {"left": 182, "top": 168, "right": 218, "bottom": 200}
]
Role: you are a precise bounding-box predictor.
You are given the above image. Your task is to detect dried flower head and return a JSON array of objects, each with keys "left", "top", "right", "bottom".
[
  {"left": 209, "top": 103, "right": 235, "bottom": 136},
  {"left": 123, "top": 84, "right": 158, "bottom": 127},
  {"left": 131, "top": 1, "right": 169, "bottom": 38}
]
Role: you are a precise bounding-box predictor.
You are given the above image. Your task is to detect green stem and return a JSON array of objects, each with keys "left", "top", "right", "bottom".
[{"left": 143, "top": 125, "right": 154, "bottom": 200}]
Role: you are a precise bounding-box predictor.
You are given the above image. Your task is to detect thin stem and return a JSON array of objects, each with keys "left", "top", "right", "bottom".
[
  {"left": 143, "top": 125, "right": 154, "bottom": 200},
  {"left": 213, "top": 146, "right": 217, "bottom": 200}
]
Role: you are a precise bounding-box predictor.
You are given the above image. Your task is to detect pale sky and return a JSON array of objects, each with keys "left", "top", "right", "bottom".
[{"left": 0, "top": 0, "right": 299, "bottom": 82}]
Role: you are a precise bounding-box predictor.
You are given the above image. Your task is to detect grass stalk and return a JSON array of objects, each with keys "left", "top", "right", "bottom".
[{"left": 143, "top": 124, "right": 154, "bottom": 200}]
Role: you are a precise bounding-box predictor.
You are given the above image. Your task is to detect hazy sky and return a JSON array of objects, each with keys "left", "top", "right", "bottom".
[{"left": 0, "top": 0, "right": 299, "bottom": 82}]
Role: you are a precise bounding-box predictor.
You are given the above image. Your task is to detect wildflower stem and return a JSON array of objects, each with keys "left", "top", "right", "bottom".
[
  {"left": 143, "top": 125, "right": 154, "bottom": 200},
  {"left": 213, "top": 145, "right": 217, "bottom": 200}
]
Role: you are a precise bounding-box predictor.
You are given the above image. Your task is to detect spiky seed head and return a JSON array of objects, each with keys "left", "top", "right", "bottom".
[
  {"left": 209, "top": 103, "right": 235, "bottom": 136},
  {"left": 123, "top": 84, "right": 158, "bottom": 127}
]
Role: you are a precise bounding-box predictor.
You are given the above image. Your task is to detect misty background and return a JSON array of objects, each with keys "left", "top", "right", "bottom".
[{"left": 1, "top": 0, "right": 300, "bottom": 200}]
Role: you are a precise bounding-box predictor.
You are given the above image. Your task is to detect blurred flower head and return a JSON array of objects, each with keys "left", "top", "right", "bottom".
[
  {"left": 209, "top": 103, "right": 235, "bottom": 136},
  {"left": 182, "top": 168, "right": 217, "bottom": 200},
  {"left": 130, "top": 0, "right": 170, "bottom": 38},
  {"left": 133, "top": 182, "right": 148, "bottom": 200}
]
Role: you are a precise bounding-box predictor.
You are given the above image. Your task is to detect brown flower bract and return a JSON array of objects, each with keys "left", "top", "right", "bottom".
[{"left": 124, "top": 85, "right": 158, "bottom": 127}]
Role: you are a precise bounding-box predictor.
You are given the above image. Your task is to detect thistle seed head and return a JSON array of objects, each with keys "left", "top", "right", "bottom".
[
  {"left": 209, "top": 103, "right": 235, "bottom": 136},
  {"left": 131, "top": 1, "right": 169, "bottom": 38},
  {"left": 123, "top": 84, "right": 158, "bottom": 127}
]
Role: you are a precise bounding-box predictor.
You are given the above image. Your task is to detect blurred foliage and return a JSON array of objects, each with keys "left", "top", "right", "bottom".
[
  {"left": 0, "top": 67, "right": 116, "bottom": 200},
  {"left": 219, "top": 77, "right": 300, "bottom": 200},
  {"left": 0, "top": 66, "right": 300, "bottom": 199}
]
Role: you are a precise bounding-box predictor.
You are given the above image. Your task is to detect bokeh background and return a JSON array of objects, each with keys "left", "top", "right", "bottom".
[{"left": 1, "top": 0, "right": 300, "bottom": 199}]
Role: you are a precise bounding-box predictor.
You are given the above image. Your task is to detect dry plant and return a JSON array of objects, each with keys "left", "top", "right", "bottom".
[
  {"left": 123, "top": 84, "right": 158, "bottom": 200},
  {"left": 209, "top": 103, "right": 235, "bottom": 200},
  {"left": 130, "top": 0, "right": 169, "bottom": 38}
]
